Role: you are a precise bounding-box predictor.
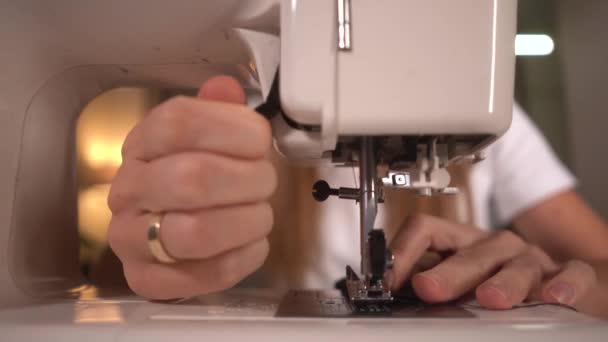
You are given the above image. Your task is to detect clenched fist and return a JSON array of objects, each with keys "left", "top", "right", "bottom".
[{"left": 107, "top": 76, "right": 277, "bottom": 300}]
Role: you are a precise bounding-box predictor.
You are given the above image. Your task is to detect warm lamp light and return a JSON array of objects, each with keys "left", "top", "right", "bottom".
[
  {"left": 77, "top": 88, "right": 159, "bottom": 176},
  {"left": 78, "top": 184, "right": 112, "bottom": 260},
  {"left": 86, "top": 141, "right": 123, "bottom": 170}
]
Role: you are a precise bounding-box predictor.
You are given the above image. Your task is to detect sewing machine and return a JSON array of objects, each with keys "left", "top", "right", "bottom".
[{"left": 1, "top": 0, "right": 607, "bottom": 340}]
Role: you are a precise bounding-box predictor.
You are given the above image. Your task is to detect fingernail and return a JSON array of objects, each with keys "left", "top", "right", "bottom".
[
  {"left": 549, "top": 283, "right": 575, "bottom": 305},
  {"left": 415, "top": 273, "right": 442, "bottom": 292},
  {"left": 412, "top": 273, "right": 444, "bottom": 302},
  {"left": 485, "top": 282, "right": 508, "bottom": 297}
]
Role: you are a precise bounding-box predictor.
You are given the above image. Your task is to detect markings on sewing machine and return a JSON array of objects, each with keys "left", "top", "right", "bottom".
[
  {"left": 393, "top": 173, "right": 410, "bottom": 186},
  {"left": 275, "top": 290, "right": 475, "bottom": 318},
  {"left": 382, "top": 172, "right": 412, "bottom": 188}
]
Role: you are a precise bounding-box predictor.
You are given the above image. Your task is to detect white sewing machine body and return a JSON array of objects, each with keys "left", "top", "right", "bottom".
[
  {"left": 1, "top": 0, "right": 607, "bottom": 340},
  {"left": 276, "top": 0, "right": 515, "bottom": 160}
]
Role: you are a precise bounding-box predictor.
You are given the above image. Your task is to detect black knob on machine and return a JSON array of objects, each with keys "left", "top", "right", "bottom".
[{"left": 312, "top": 180, "right": 339, "bottom": 202}]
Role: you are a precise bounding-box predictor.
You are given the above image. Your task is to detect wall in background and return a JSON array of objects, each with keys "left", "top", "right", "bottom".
[
  {"left": 516, "top": 0, "right": 571, "bottom": 165},
  {"left": 515, "top": 1, "right": 607, "bottom": 218},
  {"left": 558, "top": 0, "right": 608, "bottom": 217}
]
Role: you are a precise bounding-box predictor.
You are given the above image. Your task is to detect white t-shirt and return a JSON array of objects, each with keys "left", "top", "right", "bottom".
[{"left": 305, "top": 104, "right": 576, "bottom": 288}]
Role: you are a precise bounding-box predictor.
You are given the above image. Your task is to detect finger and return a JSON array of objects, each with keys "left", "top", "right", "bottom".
[
  {"left": 197, "top": 75, "right": 246, "bottom": 104},
  {"left": 142, "top": 152, "right": 276, "bottom": 211},
  {"left": 476, "top": 246, "right": 558, "bottom": 309},
  {"left": 412, "top": 230, "right": 527, "bottom": 303},
  {"left": 390, "top": 214, "right": 484, "bottom": 291},
  {"left": 110, "top": 152, "right": 277, "bottom": 213},
  {"left": 108, "top": 203, "right": 273, "bottom": 262},
  {"left": 389, "top": 216, "right": 435, "bottom": 290},
  {"left": 108, "top": 159, "right": 147, "bottom": 213},
  {"left": 122, "top": 96, "right": 271, "bottom": 161},
  {"left": 123, "top": 238, "right": 269, "bottom": 300},
  {"left": 161, "top": 202, "right": 273, "bottom": 260},
  {"left": 540, "top": 260, "right": 597, "bottom": 307},
  {"left": 411, "top": 251, "right": 444, "bottom": 274}
]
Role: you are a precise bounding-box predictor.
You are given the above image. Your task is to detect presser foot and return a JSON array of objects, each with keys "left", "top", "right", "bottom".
[
  {"left": 344, "top": 230, "right": 395, "bottom": 312},
  {"left": 345, "top": 266, "right": 393, "bottom": 310},
  {"left": 345, "top": 267, "right": 393, "bottom": 314}
]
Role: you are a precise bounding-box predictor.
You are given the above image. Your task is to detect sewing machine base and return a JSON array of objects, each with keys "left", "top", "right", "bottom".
[
  {"left": 1, "top": 287, "right": 607, "bottom": 342},
  {"left": 276, "top": 289, "right": 474, "bottom": 318}
]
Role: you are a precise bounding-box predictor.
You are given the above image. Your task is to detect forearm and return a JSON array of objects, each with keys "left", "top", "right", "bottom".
[{"left": 514, "top": 191, "right": 608, "bottom": 262}]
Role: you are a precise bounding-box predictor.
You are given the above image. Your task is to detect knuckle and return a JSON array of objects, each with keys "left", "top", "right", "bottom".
[
  {"left": 106, "top": 218, "right": 127, "bottom": 256},
  {"left": 106, "top": 187, "right": 123, "bottom": 213},
  {"left": 123, "top": 264, "right": 155, "bottom": 299},
  {"left": 172, "top": 157, "right": 212, "bottom": 201},
  {"left": 257, "top": 202, "right": 274, "bottom": 236},
  {"left": 165, "top": 214, "right": 204, "bottom": 259},
  {"left": 526, "top": 245, "right": 546, "bottom": 259},
  {"left": 247, "top": 204, "right": 274, "bottom": 242},
  {"left": 120, "top": 130, "right": 137, "bottom": 159},
  {"left": 214, "top": 239, "right": 269, "bottom": 290},
  {"left": 215, "top": 255, "right": 244, "bottom": 289},
  {"left": 153, "top": 96, "right": 192, "bottom": 144},
  {"left": 259, "top": 161, "right": 278, "bottom": 198},
  {"left": 451, "top": 247, "right": 487, "bottom": 271},
  {"left": 496, "top": 230, "right": 526, "bottom": 250},
  {"left": 568, "top": 260, "right": 596, "bottom": 279},
  {"left": 163, "top": 95, "right": 191, "bottom": 113},
  {"left": 526, "top": 261, "right": 544, "bottom": 280},
  {"left": 256, "top": 120, "right": 273, "bottom": 154},
  {"left": 246, "top": 114, "right": 272, "bottom": 156},
  {"left": 523, "top": 245, "right": 550, "bottom": 271},
  {"left": 518, "top": 253, "right": 543, "bottom": 279},
  {"left": 451, "top": 247, "right": 475, "bottom": 262},
  {"left": 527, "top": 246, "right": 559, "bottom": 272},
  {"left": 107, "top": 174, "right": 135, "bottom": 213},
  {"left": 238, "top": 160, "right": 277, "bottom": 200},
  {"left": 250, "top": 239, "right": 270, "bottom": 271},
  {"left": 257, "top": 238, "right": 271, "bottom": 265}
]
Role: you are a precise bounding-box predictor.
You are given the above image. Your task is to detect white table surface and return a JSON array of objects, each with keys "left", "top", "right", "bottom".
[{"left": 1, "top": 287, "right": 606, "bottom": 342}]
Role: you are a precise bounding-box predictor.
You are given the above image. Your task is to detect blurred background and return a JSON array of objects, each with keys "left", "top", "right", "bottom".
[
  {"left": 76, "top": 88, "right": 160, "bottom": 275},
  {"left": 75, "top": 1, "right": 608, "bottom": 279}
]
